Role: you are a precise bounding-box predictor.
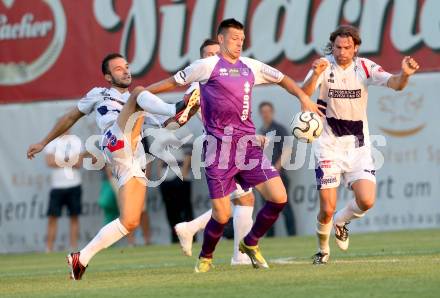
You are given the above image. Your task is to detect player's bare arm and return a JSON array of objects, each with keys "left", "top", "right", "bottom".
[
  {"left": 387, "top": 56, "right": 420, "bottom": 91},
  {"left": 278, "top": 75, "right": 325, "bottom": 117},
  {"left": 302, "top": 58, "right": 329, "bottom": 96},
  {"left": 26, "top": 107, "right": 85, "bottom": 159},
  {"left": 146, "top": 76, "right": 179, "bottom": 94}
]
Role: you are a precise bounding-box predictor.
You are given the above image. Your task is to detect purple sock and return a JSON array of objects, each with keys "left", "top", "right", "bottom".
[
  {"left": 199, "top": 217, "right": 226, "bottom": 259},
  {"left": 244, "top": 201, "right": 287, "bottom": 246}
]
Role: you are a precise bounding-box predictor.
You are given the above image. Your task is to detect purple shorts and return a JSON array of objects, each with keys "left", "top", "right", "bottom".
[{"left": 203, "top": 134, "right": 279, "bottom": 199}]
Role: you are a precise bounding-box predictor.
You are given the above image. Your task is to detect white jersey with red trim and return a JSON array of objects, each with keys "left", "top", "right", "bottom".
[
  {"left": 304, "top": 55, "right": 392, "bottom": 150},
  {"left": 77, "top": 87, "right": 130, "bottom": 133}
]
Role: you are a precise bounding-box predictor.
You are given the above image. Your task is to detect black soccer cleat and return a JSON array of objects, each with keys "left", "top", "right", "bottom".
[
  {"left": 312, "top": 252, "right": 329, "bottom": 265},
  {"left": 67, "top": 252, "right": 87, "bottom": 280}
]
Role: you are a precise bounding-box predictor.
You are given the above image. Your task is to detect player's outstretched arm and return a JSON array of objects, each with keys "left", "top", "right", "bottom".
[
  {"left": 387, "top": 56, "right": 420, "bottom": 91},
  {"left": 146, "top": 77, "right": 179, "bottom": 94},
  {"left": 302, "top": 58, "right": 329, "bottom": 96},
  {"left": 279, "top": 75, "right": 325, "bottom": 117},
  {"left": 26, "top": 107, "right": 85, "bottom": 160}
]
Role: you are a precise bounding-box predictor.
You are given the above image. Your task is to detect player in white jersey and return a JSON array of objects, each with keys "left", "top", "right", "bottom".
[
  {"left": 302, "top": 25, "right": 420, "bottom": 264},
  {"left": 27, "top": 53, "right": 200, "bottom": 280},
  {"left": 173, "top": 39, "right": 255, "bottom": 265}
]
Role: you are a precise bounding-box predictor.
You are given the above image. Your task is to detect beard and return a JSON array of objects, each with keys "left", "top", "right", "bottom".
[{"left": 111, "top": 76, "right": 131, "bottom": 89}]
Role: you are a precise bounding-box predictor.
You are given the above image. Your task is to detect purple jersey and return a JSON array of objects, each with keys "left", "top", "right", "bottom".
[{"left": 174, "top": 55, "right": 284, "bottom": 138}]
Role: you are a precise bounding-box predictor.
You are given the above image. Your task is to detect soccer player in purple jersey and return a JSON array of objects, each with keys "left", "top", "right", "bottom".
[{"left": 146, "top": 19, "right": 324, "bottom": 272}]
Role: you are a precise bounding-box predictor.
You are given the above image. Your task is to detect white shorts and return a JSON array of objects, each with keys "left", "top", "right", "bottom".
[
  {"left": 314, "top": 145, "right": 376, "bottom": 190},
  {"left": 101, "top": 123, "right": 147, "bottom": 188},
  {"left": 231, "top": 184, "right": 253, "bottom": 200}
]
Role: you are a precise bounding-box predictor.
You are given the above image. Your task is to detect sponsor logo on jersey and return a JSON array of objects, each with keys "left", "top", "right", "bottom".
[
  {"left": 219, "top": 68, "right": 228, "bottom": 76},
  {"left": 229, "top": 68, "right": 240, "bottom": 76},
  {"left": 328, "top": 88, "right": 361, "bottom": 99},
  {"left": 241, "top": 81, "right": 251, "bottom": 121},
  {"left": 240, "top": 68, "right": 249, "bottom": 76}
]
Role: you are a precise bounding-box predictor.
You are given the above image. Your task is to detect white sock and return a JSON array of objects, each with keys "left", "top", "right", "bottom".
[
  {"left": 79, "top": 218, "right": 128, "bottom": 266},
  {"left": 186, "top": 209, "right": 212, "bottom": 235},
  {"left": 137, "top": 90, "right": 176, "bottom": 116},
  {"left": 233, "top": 205, "right": 254, "bottom": 261},
  {"left": 334, "top": 200, "right": 366, "bottom": 226},
  {"left": 316, "top": 220, "right": 332, "bottom": 254}
]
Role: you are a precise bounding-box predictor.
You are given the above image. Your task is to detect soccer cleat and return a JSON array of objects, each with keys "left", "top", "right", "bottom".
[
  {"left": 238, "top": 240, "right": 269, "bottom": 269},
  {"left": 164, "top": 88, "right": 200, "bottom": 129},
  {"left": 174, "top": 222, "right": 194, "bottom": 257},
  {"left": 67, "top": 252, "right": 87, "bottom": 280},
  {"left": 194, "top": 257, "right": 213, "bottom": 273},
  {"left": 334, "top": 221, "right": 350, "bottom": 251},
  {"left": 230, "top": 255, "right": 252, "bottom": 266},
  {"left": 312, "top": 252, "right": 329, "bottom": 264}
]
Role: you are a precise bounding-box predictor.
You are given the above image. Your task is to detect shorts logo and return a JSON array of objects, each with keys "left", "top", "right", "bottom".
[
  {"left": 319, "top": 177, "right": 337, "bottom": 185},
  {"left": 364, "top": 169, "right": 376, "bottom": 176},
  {"left": 328, "top": 88, "right": 361, "bottom": 99},
  {"left": 105, "top": 130, "right": 124, "bottom": 152}
]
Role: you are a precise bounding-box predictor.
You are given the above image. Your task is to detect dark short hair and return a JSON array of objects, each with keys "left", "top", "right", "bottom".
[
  {"left": 324, "top": 25, "right": 362, "bottom": 55},
  {"left": 217, "top": 18, "right": 244, "bottom": 36},
  {"left": 259, "top": 101, "right": 274, "bottom": 111},
  {"left": 199, "top": 39, "right": 219, "bottom": 58},
  {"left": 101, "top": 53, "right": 124, "bottom": 75}
]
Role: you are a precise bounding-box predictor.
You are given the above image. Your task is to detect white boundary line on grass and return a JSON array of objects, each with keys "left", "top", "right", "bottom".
[{"left": 270, "top": 257, "right": 401, "bottom": 265}]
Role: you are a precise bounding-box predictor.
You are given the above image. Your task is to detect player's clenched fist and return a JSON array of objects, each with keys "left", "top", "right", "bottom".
[
  {"left": 312, "top": 58, "right": 329, "bottom": 75},
  {"left": 27, "top": 143, "right": 44, "bottom": 159},
  {"left": 401, "top": 56, "right": 419, "bottom": 76}
]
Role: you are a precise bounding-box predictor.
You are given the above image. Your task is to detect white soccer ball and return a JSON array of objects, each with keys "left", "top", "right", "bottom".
[{"left": 290, "top": 111, "right": 323, "bottom": 143}]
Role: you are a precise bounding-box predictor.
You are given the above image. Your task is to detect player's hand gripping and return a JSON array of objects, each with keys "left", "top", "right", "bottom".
[
  {"left": 27, "top": 142, "right": 45, "bottom": 160},
  {"left": 312, "top": 58, "right": 329, "bottom": 76},
  {"left": 300, "top": 96, "right": 325, "bottom": 118},
  {"left": 401, "top": 56, "right": 419, "bottom": 76}
]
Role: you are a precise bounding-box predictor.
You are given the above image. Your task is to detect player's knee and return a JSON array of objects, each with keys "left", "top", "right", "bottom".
[
  {"left": 268, "top": 188, "right": 287, "bottom": 204},
  {"left": 121, "top": 217, "right": 140, "bottom": 232},
  {"left": 213, "top": 211, "right": 231, "bottom": 224},
  {"left": 357, "top": 198, "right": 375, "bottom": 211},
  {"left": 319, "top": 206, "right": 335, "bottom": 222},
  {"left": 130, "top": 86, "right": 145, "bottom": 102},
  {"left": 132, "top": 86, "right": 145, "bottom": 96}
]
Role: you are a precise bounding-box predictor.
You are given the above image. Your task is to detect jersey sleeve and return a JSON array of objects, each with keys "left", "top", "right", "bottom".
[
  {"left": 362, "top": 59, "right": 392, "bottom": 87},
  {"left": 184, "top": 82, "right": 200, "bottom": 95},
  {"left": 241, "top": 57, "right": 284, "bottom": 85},
  {"left": 174, "top": 57, "right": 217, "bottom": 86},
  {"left": 77, "top": 88, "right": 103, "bottom": 115}
]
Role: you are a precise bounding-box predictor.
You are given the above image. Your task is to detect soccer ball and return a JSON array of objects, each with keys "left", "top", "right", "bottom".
[{"left": 290, "top": 111, "right": 323, "bottom": 143}]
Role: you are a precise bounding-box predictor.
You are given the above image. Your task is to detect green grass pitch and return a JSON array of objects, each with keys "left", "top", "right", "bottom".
[{"left": 1, "top": 229, "right": 439, "bottom": 297}]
